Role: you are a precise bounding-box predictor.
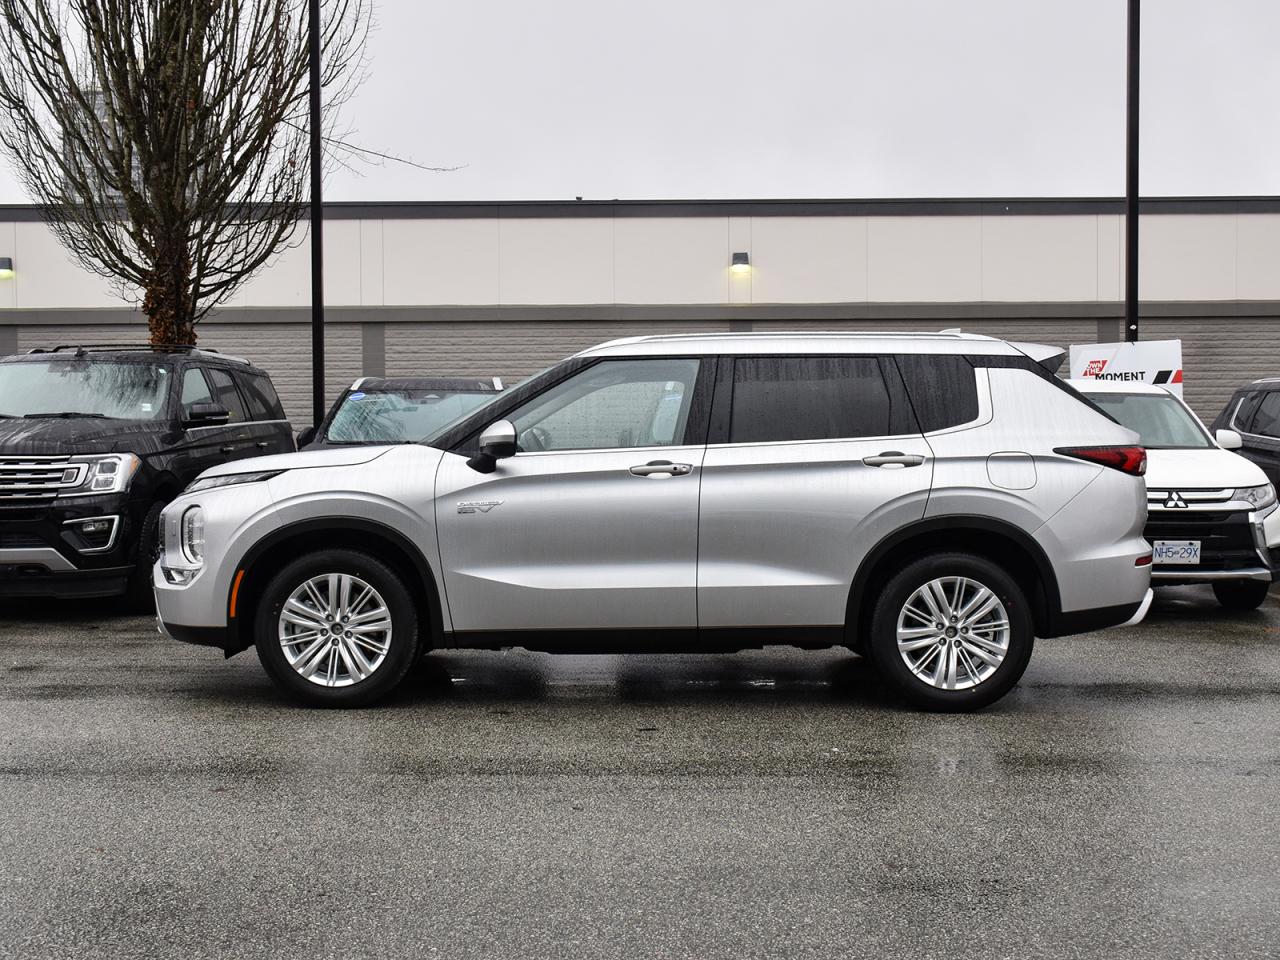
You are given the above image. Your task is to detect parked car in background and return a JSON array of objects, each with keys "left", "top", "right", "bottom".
[
  {"left": 156, "top": 331, "right": 1151, "bottom": 712},
  {"left": 298, "top": 377, "right": 504, "bottom": 449},
  {"left": 1212, "top": 378, "right": 1280, "bottom": 488},
  {"left": 1072, "top": 379, "right": 1278, "bottom": 610},
  {"left": 0, "top": 344, "right": 292, "bottom": 608}
]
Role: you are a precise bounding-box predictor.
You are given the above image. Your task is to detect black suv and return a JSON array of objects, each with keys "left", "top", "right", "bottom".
[
  {"left": 0, "top": 344, "right": 293, "bottom": 606},
  {"left": 1212, "top": 379, "right": 1280, "bottom": 486}
]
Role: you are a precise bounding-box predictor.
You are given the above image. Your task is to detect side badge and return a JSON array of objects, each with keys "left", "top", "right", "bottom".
[{"left": 457, "top": 500, "right": 503, "bottom": 514}]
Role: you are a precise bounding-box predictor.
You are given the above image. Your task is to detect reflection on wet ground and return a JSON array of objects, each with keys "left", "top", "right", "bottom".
[{"left": 1, "top": 585, "right": 1278, "bottom": 959}]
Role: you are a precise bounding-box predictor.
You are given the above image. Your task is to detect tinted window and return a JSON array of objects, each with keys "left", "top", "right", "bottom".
[
  {"left": 508, "top": 358, "right": 700, "bottom": 451},
  {"left": 180, "top": 367, "right": 213, "bottom": 417},
  {"left": 893, "top": 355, "right": 980, "bottom": 432},
  {"left": 1233, "top": 391, "right": 1265, "bottom": 433},
  {"left": 237, "top": 372, "right": 285, "bottom": 421},
  {"left": 205, "top": 368, "right": 247, "bottom": 423},
  {"left": 1253, "top": 392, "right": 1280, "bottom": 438},
  {"left": 729, "top": 357, "right": 900, "bottom": 443}
]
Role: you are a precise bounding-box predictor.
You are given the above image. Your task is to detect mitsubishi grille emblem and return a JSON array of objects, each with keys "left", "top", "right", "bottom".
[{"left": 1164, "top": 492, "right": 1189, "bottom": 509}]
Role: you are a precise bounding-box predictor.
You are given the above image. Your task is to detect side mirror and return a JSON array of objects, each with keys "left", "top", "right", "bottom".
[
  {"left": 296, "top": 426, "right": 317, "bottom": 448},
  {"left": 184, "top": 402, "right": 230, "bottom": 427},
  {"left": 1216, "top": 428, "right": 1243, "bottom": 450},
  {"left": 467, "top": 419, "right": 517, "bottom": 474}
]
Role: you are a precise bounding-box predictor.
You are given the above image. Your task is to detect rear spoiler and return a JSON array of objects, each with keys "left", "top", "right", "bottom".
[{"left": 1008, "top": 341, "right": 1066, "bottom": 375}]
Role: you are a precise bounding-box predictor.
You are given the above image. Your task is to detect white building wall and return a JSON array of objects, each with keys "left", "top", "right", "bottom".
[{"left": 7, "top": 211, "right": 1280, "bottom": 310}]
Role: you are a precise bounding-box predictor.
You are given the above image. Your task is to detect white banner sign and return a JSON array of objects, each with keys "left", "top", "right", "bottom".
[{"left": 1068, "top": 339, "right": 1184, "bottom": 397}]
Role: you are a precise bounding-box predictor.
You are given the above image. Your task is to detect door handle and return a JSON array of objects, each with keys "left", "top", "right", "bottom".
[
  {"left": 255, "top": 441, "right": 269, "bottom": 449},
  {"left": 220, "top": 445, "right": 236, "bottom": 454},
  {"left": 629, "top": 460, "right": 693, "bottom": 477},
  {"left": 862, "top": 451, "right": 925, "bottom": 467}
]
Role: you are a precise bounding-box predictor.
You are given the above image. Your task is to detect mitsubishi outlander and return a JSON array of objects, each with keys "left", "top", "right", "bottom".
[{"left": 155, "top": 332, "right": 1152, "bottom": 711}]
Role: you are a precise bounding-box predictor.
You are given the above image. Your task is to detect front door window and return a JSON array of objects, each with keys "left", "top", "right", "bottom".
[{"left": 507, "top": 358, "right": 701, "bottom": 452}]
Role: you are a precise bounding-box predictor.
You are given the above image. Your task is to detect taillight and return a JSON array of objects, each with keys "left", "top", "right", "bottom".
[{"left": 1054, "top": 445, "right": 1147, "bottom": 476}]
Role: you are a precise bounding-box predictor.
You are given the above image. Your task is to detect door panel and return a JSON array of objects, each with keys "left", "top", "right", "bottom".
[
  {"left": 168, "top": 366, "right": 251, "bottom": 481},
  {"left": 696, "top": 354, "right": 931, "bottom": 629},
  {"left": 435, "top": 445, "right": 704, "bottom": 632},
  {"left": 697, "top": 438, "right": 932, "bottom": 628},
  {"left": 436, "top": 355, "right": 711, "bottom": 635}
]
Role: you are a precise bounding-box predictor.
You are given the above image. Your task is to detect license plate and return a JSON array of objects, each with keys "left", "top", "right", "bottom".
[{"left": 1153, "top": 540, "right": 1201, "bottom": 564}]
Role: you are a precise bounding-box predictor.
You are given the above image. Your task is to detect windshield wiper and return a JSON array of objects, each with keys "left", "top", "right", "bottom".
[{"left": 23, "top": 411, "right": 112, "bottom": 419}]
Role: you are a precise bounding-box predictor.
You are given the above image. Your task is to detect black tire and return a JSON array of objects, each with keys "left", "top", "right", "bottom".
[
  {"left": 254, "top": 549, "right": 419, "bottom": 707},
  {"left": 866, "top": 552, "right": 1034, "bottom": 712},
  {"left": 124, "top": 501, "right": 165, "bottom": 613},
  {"left": 1212, "top": 579, "right": 1271, "bottom": 611}
]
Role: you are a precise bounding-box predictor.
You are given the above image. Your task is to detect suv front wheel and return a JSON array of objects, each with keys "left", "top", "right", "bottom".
[
  {"left": 254, "top": 549, "right": 419, "bottom": 707},
  {"left": 867, "top": 553, "right": 1034, "bottom": 711}
]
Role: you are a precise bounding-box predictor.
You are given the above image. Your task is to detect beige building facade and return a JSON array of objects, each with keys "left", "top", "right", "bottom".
[{"left": 1, "top": 197, "right": 1277, "bottom": 421}]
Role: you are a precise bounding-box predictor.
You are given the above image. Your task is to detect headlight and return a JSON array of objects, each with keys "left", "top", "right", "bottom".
[
  {"left": 180, "top": 506, "right": 205, "bottom": 564},
  {"left": 186, "top": 470, "right": 283, "bottom": 493},
  {"left": 1234, "top": 483, "right": 1277, "bottom": 511},
  {"left": 61, "top": 454, "right": 141, "bottom": 496}
]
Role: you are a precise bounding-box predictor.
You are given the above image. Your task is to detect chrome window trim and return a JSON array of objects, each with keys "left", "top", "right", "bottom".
[{"left": 184, "top": 418, "right": 290, "bottom": 434}]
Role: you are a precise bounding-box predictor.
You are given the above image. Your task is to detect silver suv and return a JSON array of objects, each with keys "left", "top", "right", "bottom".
[{"left": 155, "top": 332, "right": 1152, "bottom": 711}]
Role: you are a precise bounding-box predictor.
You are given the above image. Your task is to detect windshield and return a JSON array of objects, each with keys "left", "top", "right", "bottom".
[
  {"left": 325, "top": 388, "right": 499, "bottom": 444},
  {"left": 1085, "top": 392, "right": 1213, "bottom": 449},
  {"left": 0, "top": 360, "right": 170, "bottom": 420}
]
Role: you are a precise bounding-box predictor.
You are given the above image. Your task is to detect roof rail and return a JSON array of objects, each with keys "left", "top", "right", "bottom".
[{"left": 23, "top": 343, "right": 249, "bottom": 364}]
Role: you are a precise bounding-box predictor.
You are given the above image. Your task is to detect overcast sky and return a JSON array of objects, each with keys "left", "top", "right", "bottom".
[{"left": 2, "top": 0, "right": 1278, "bottom": 203}]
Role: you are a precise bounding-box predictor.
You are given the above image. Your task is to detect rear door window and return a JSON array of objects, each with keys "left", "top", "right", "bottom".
[
  {"left": 892, "top": 355, "right": 980, "bottom": 432},
  {"left": 727, "top": 356, "right": 910, "bottom": 443},
  {"left": 236, "top": 372, "right": 286, "bottom": 421},
  {"left": 205, "top": 368, "right": 247, "bottom": 423},
  {"left": 1251, "top": 391, "right": 1280, "bottom": 439},
  {"left": 1233, "top": 391, "right": 1265, "bottom": 433}
]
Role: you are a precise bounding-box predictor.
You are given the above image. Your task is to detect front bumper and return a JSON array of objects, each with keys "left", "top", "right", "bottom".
[
  {"left": 1145, "top": 504, "right": 1276, "bottom": 586},
  {"left": 0, "top": 493, "right": 141, "bottom": 598}
]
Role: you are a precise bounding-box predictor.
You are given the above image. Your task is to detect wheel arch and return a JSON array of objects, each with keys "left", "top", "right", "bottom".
[
  {"left": 224, "top": 517, "right": 445, "bottom": 657},
  {"left": 845, "top": 515, "right": 1062, "bottom": 649}
]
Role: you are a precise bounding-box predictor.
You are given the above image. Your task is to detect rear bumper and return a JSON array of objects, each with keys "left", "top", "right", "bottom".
[{"left": 1040, "top": 597, "right": 1146, "bottom": 638}]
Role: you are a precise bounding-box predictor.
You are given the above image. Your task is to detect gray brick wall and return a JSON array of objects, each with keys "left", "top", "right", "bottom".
[
  {"left": 7, "top": 313, "right": 1274, "bottom": 424},
  {"left": 194, "top": 323, "right": 362, "bottom": 425},
  {"left": 383, "top": 320, "right": 734, "bottom": 384}
]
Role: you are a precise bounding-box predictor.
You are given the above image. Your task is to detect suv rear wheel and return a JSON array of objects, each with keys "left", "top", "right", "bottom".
[
  {"left": 254, "top": 549, "right": 419, "bottom": 707},
  {"left": 867, "top": 553, "right": 1034, "bottom": 711},
  {"left": 1212, "top": 579, "right": 1271, "bottom": 611}
]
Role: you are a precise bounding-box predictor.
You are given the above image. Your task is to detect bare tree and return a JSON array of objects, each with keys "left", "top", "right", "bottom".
[{"left": 0, "top": 0, "right": 369, "bottom": 344}]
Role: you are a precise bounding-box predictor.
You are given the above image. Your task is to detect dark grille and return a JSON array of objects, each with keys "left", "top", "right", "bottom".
[
  {"left": 1146, "top": 509, "right": 1261, "bottom": 570},
  {"left": 0, "top": 531, "right": 45, "bottom": 549}
]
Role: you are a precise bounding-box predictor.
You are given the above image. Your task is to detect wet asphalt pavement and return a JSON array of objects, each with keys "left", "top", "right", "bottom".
[{"left": 1, "top": 587, "right": 1278, "bottom": 960}]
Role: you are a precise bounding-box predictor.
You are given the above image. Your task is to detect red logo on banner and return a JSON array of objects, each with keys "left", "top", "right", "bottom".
[{"left": 1083, "top": 359, "right": 1108, "bottom": 377}]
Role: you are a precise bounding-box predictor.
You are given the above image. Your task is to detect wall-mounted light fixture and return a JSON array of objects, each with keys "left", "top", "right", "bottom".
[
  {"left": 0, "top": 257, "right": 13, "bottom": 280},
  {"left": 730, "top": 251, "right": 750, "bottom": 274}
]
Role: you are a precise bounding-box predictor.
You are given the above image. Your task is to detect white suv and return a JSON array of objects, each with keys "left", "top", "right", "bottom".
[
  {"left": 155, "top": 332, "right": 1152, "bottom": 711},
  {"left": 1072, "top": 379, "right": 1278, "bottom": 609}
]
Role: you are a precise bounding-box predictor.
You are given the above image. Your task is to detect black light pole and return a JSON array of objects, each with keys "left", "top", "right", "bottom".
[
  {"left": 1124, "top": 0, "right": 1140, "bottom": 342},
  {"left": 308, "top": 0, "right": 326, "bottom": 426}
]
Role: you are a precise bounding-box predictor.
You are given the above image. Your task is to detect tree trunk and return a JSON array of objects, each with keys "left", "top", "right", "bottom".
[{"left": 142, "top": 262, "right": 196, "bottom": 346}]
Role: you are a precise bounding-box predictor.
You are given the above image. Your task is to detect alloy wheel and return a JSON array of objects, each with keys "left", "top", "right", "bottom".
[
  {"left": 895, "top": 576, "right": 1010, "bottom": 690},
  {"left": 278, "top": 573, "right": 393, "bottom": 688}
]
